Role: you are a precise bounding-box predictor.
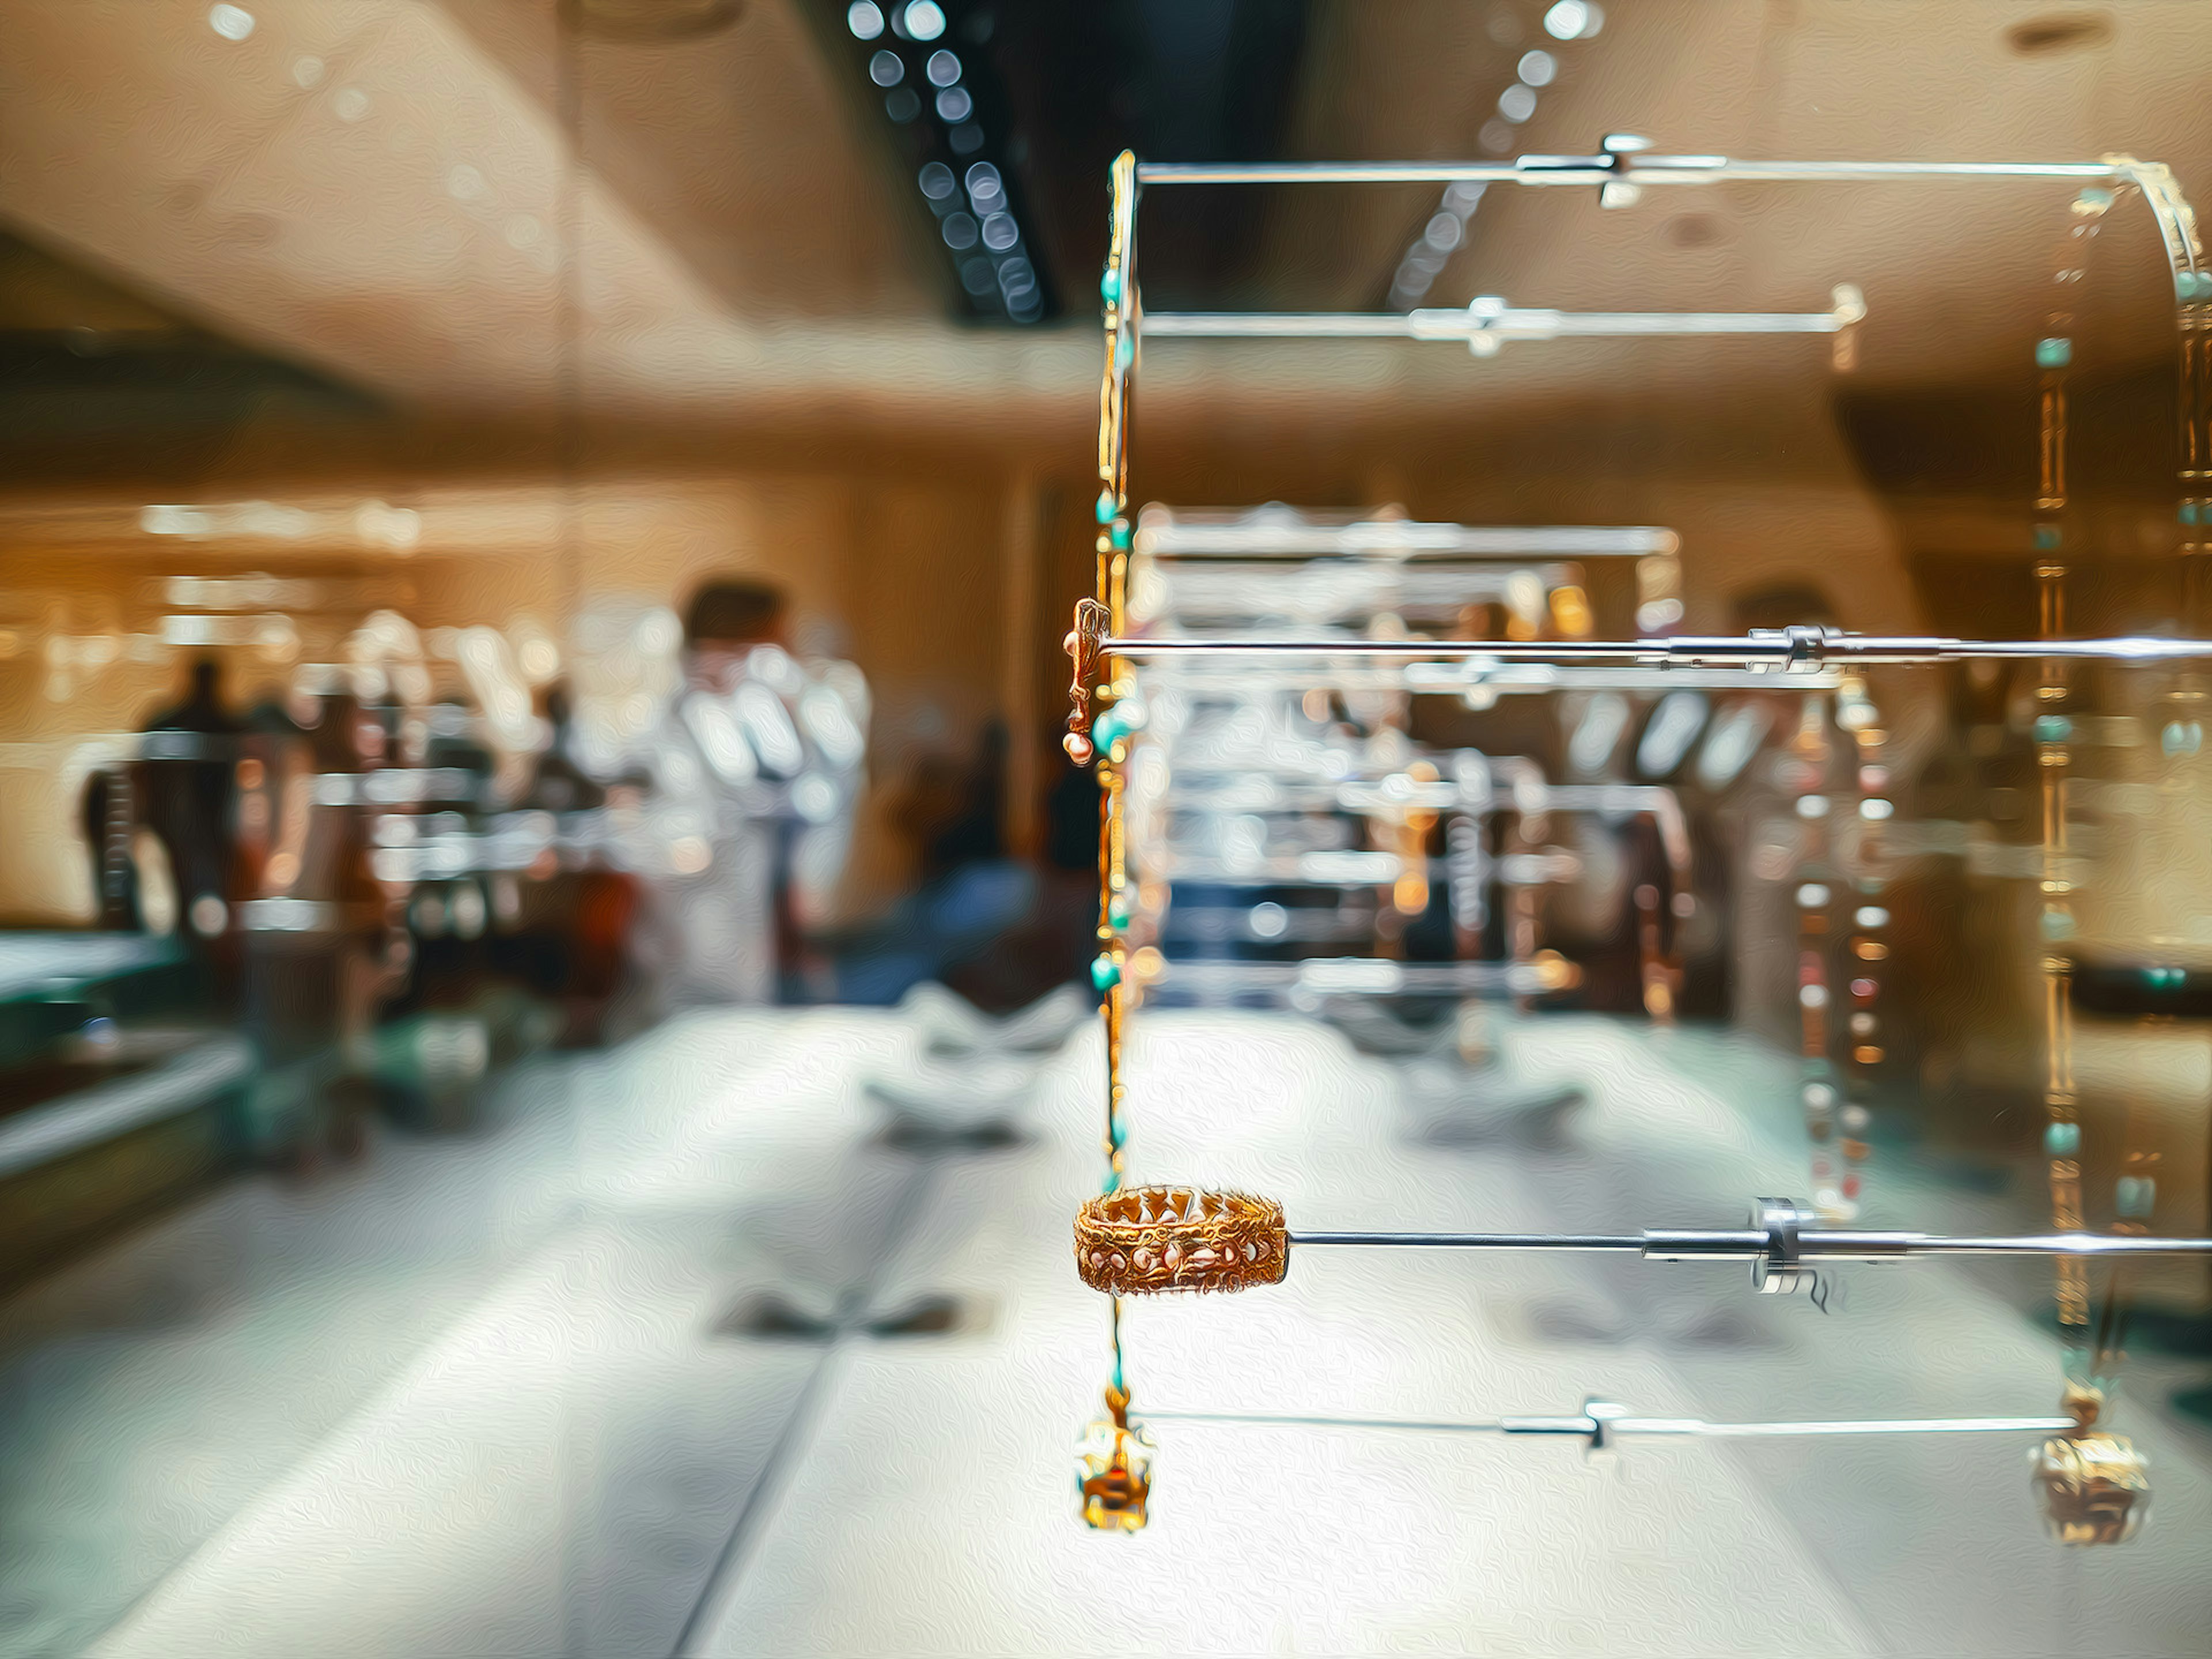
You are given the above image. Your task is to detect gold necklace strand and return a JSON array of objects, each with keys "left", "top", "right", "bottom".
[
  {"left": 2048, "top": 176, "right": 2211, "bottom": 1536},
  {"left": 1783, "top": 695, "right": 1847, "bottom": 1217},
  {"left": 1075, "top": 151, "right": 1154, "bottom": 1531},
  {"left": 2033, "top": 188, "right": 2104, "bottom": 1372},
  {"left": 1837, "top": 673, "right": 1888, "bottom": 1220}
]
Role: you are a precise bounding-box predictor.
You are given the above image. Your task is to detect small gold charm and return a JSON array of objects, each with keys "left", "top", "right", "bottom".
[
  {"left": 2030, "top": 1425, "right": 2150, "bottom": 1545},
  {"left": 1075, "top": 1385, "right": 1154, "bottom": 1532},
  {"left": 1062, "top": 598, "right": 1110, "bottom": 764}
]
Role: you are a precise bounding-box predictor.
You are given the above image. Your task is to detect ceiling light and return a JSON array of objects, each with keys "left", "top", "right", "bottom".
[
  {"left": 903, "top": 1, "right": 945, "bottom": 41},
  {"left": 1544, "top": 1, "right": 1603, "bottom": 40},
  {"left": 1517, "top": 49, "right": 1557, "bottom": 85},
  {"left": 918, "top": 161, "right": 956, "bottom": 200},
  {"left": 935, "top": 87, "right": 972, "bottom": 121},
  {"left": 926, "top": 49, "right": 961, "bottom": 86},
  {"left": 209, "top": 5, "right": 255, "bottom": 41},
  {"left": 847, "top": 1, "right": 884, "bottom": 37},
  {"left": 1498, "top": 84, "right": 1537, "bottom": 123},
  {"left": 292, "top": 56, "right": 325, "bottom": 88},
  {"left": 942, "top": 213, "right": 978, "bottom": 249},
  {"left": 870, "top": 49, "right": 903, "bottom": 85}
]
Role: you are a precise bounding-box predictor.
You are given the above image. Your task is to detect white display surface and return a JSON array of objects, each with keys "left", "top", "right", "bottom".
[{"left": 68, "top": 1010, "right": 2212, "bottom": 1657}]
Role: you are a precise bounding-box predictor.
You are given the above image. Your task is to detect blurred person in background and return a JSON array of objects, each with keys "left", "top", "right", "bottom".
[
  {"left": 134, "top": 656, "right": 246, "bottom": 994},
  {"left": 639, "top": 579, "right": 868, "bottom": 1007}
]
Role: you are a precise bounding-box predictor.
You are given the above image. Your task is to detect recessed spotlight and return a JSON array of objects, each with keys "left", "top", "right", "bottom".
[
  {"left": 926, "top": 49, "right": 961, "bottom": 86},
  {"left": 903, "top": 1, "right": 945, "bottom": 41},
  {"left": 1544, "top": 1, "right": 1603, "bottom": 40},
  {"left": 847, "top": 1, "right": 884, "bottom": 37},
  {"left": 1517, "top": 49, "right": 1557, "bottom": 85},
  {"left": 918, "top": 161, "right": 956, "bottom": 200},
  {"left": 291, "top": 55, "right": 325, "bottom": 88},
  {"left": 935, "top": 86, "right": 972, "bottom": 122},
  {"left": 942, "top": 212, "right": 978, "bottom": 250},
  {"left": 869, "top": 48, "right": 903, "bottom": 86},
  {"left": 1498, "top": 84, "right": 1537, "bottom": 123},
  {"left": 209, "top": 4, "right": 255, "bottom": 41}
]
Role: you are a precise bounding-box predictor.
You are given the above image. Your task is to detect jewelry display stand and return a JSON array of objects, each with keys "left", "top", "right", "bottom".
[{"left": 1064, "top": 140, "right": 2207, "bottom": 1546}]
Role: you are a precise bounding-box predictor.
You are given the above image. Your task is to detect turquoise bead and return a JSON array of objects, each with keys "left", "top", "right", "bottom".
[
  {"left": 1100, "top": 267, "right": 1120, "bottom": 305},
  {"left": 1100, "top": 1168, "right": 1122, "bottom": 1196},
  {"left": 2116, "top": 1176, "right": 2157, "bottom": 1219},
  {"left": 1107, "top": 894, "right": 1131, "bottom": 929},
  {"left": 2036, "top": 336, "right": 2072, "bottom": 369},
  {"left": 2033, "top": 524, "right": 2061, "bottom": 551},
  {"left": 1095, "top": 488, "right": 1116, "bottom": 524},
  {"left": 1116, "top": 333, "right": 1134, "bottom": 370},
  {"left": 2181, "top": 503, "right": 2201, "bottom": 525},
  {"left": 2040, "top": 907, "right": 2075, "bottom": 940},
  {"left": 1090, "top": 708, "right": 1127, "bottom": 754},
  {"left": 2045, "top": 1121, "right": 2081, "bottom": 1157},
  {"left": 1108, "top": 1116, "right": 1127, "bottom": 1150},
  {"left": 2035, "top": 714, "right": 2071, "bottom": 744},
  {"left": 1090, "top": 953, "right": 1122, "bottom": 993},
  {"left": 1109, "top": 518, "right": 1132, "bottom": 551}
]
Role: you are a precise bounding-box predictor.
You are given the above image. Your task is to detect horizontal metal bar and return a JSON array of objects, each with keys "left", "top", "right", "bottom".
[
  {"left": 1137, "top": 1406, "right": 2077, "bottom": 1440},
  {"left": 1294, "top": 1230, "right": 1647, "bottom": 1251},
  {"left": 1136, "top": 521, "right": 1679, "bottom": 558},
  {"left": 1143, "top": 306, "right": 1843, "bottom": 341},
  {"left": 1290, "top": 1226, "right": 2212, "bottom": 1259},
  {"left": 1867, "top": 1232, "right": 2212, "bottom": 1257},
  {"left": 1620, "top": 1415, "right": 2078, "bottom": 1438},
  {"left": 1135, "top": 158, "right": 2123, "bottom": 188},
  {"left": 1138, "top": 662, "right": 1842, "bottom": 692},
  {"left": 1145, "top": 957, "right": 1574, "bottom": 999},
  {"left": 1105, "top": 633, "right": 2212, "bottom": 666}
]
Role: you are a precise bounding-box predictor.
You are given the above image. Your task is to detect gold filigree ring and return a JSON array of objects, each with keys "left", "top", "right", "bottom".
[{"left": 1075, "top": 1185, "right": 1289, "bottom": 1296}]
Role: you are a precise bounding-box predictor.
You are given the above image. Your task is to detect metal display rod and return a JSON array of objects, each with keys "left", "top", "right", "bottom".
[
  {"left": 1135, "top": 518, "right": 1679, "bottom": 559},
  {"left": 1139, "top": 1404, "right": 2078, "bottom": 1448},
  {"left": 1134, "top": 156, "right": 2126, "bottom": 188},
  {"left": 1101, "top": 628, "right": 2212, "bottom": 669},
  {"left": 1146, "top": 287, "right": 1862, "bottom": 347}
]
